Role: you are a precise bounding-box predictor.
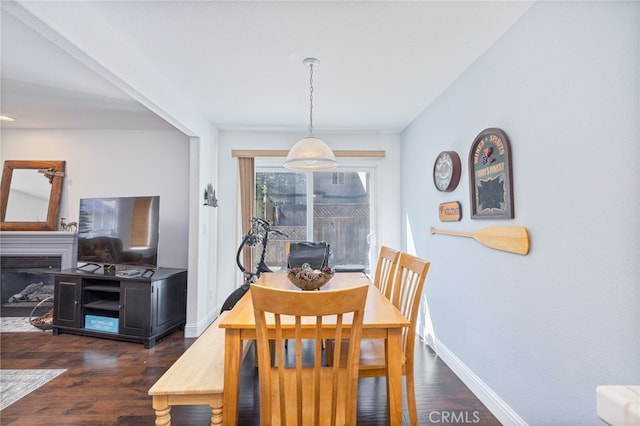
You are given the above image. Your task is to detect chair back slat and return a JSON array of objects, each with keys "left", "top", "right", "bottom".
[
  {"left": 374, "top": 246, "right": 400, "bottom": 300},
  {"left": 390, "top": 253, "right": 431, "bottom": 355},
  {"left": 252, "top": 284, "right": 368, "bottom": 426}
]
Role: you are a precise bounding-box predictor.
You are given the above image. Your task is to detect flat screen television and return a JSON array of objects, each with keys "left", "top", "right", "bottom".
[{"left": 76, "top": 196, "right": 160, "bottom": 271}]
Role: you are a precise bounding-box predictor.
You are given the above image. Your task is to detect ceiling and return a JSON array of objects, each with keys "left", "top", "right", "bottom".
[{"left": 1, "top": 1, "right": 533, "bottom": 134}]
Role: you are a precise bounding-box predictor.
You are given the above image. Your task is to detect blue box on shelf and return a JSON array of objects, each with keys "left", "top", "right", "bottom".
[{"left": 85, "top": 315, "right": 119, "bottom": 333}]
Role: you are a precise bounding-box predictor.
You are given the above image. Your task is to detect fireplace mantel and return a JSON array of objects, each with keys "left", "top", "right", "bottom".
[{"left": 0, "top": 231, "right": 78, "bottom": 269}]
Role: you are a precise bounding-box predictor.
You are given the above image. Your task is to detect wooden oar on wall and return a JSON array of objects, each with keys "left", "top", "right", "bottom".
[{"left": 430, "top": 226, "right": 530, "bottom": 255}]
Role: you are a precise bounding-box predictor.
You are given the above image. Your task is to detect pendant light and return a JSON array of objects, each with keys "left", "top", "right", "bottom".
[{"left": 285, "top": 57, "right": 337, "bottom": 171}]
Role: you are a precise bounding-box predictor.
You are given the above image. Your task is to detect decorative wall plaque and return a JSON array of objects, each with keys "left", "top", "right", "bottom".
[
  {"left": 438, "top": 201, "right": 462, "bottom": 222},
  {"left": 469, "top": 128, "right": 514, "bottom": 219}
]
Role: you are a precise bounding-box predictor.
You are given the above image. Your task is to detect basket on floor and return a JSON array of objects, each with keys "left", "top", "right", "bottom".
[{"left": 29, "top": 295, "right": 54, "bottom": 330}]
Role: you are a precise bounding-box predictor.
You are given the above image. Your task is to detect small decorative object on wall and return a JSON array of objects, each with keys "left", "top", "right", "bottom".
[
  {"left": 430, "top": 225, "right": 529, "bottom": 255},
  {"left": 469, "top": 128, "right": 514, "bottom": 219},
  {"left": 438, "top": 202, "right": 462, "bottom": 222},
  {"left": 38, "top": 168, "right": 65, "bottom": 183},
  {"left": 203, "top": 183, "right": 218, "bottom": 207},
  {"left": 433, "top": 151, "right": 461, "bottom": 192},
  {"left": 60, "top": 217, "right": 77, "bottom": 232}
]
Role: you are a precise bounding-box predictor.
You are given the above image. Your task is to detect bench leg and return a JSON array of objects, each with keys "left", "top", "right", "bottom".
[
  {"left": 152, "top": 395, "right": 171, "bottom": 426},
  {"left": 210, "top": 394, "right": 223, "bottom": 426}
]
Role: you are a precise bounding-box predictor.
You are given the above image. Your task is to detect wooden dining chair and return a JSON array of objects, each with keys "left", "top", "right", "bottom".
[
  {"left": 324, "top": 246, "right": 399, "bottom": 364},
  {"left": 251, "top": 284, "right": 369, "bottom": 426},
  {"left": 358, "top": 252, "right": 430, "bottom": 426},
  {"left": 373, "top": 246, "right": 400, "bottom": 300}
]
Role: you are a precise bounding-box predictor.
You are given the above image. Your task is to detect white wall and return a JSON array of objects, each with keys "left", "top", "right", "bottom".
[
  {"left": 5, "top": 2, "right": 220, "bottom": 337},
  {"left": 1, "top": 129, "right": 190, "bottom": 268},
  {"left": 215, "top": 130, "right": 401, "bottom": 311},
  {"left": 188, "top": 128, "right": 222, "bottom": 335},
  {"left": 401, "top": 2, "right": 639, "bottom": 425}
]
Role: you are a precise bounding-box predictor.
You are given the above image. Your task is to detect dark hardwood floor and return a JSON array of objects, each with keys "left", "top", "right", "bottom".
[{"left": 0, "top": 328, "right": 500, "bottom": 425}]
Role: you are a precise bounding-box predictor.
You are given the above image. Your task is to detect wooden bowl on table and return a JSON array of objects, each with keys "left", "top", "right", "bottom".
[{"left": 287, "top": 266, "right": 334, "bottom": 291}]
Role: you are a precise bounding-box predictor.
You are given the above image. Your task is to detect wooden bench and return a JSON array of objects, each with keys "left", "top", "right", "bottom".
[{"left": 148, "top": 311, "right": 249, "bottom": 425}]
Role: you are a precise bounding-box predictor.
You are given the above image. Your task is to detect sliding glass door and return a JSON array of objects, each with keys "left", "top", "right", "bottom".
[{"left": 255, "top": 164, "right": 374, "bottom": 272}]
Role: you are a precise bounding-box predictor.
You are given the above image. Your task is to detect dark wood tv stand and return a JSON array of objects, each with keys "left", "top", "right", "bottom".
[{"left": 52, "top": 267, "right": 187, "bottom": 348}]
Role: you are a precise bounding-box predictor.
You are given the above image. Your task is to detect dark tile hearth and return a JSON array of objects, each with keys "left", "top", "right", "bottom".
[{"left": 1, "top": 302, "right": 53, "bottom": 318}]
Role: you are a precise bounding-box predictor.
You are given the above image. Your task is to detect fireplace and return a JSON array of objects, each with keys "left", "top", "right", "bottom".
[
  {"left": 0, "top": 231, "right": 77, "bottom": 317},
  {"left": 1, "top": 256, "right": 60, "bottom": 316}
]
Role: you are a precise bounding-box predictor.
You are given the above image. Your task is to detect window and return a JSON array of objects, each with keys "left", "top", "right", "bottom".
[
  {"left": 255, "top": 163, "right": 374, "bottom": 272},
  {"left": 331, "top": 172, "right": 345, "bottom": 185}
]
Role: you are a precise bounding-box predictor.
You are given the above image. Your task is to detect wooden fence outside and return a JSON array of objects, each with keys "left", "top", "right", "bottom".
[{"left": 254, "top": 203, "right": 370, "bottom": 271}]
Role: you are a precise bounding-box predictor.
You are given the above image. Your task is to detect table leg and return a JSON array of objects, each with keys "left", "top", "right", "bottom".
[
  {"left": 151, "top": 395, "right": 171, "bottom": 425},
  {"left": 210, "top": 393, "right": 223, "bottom": 425},
  {"left": 223, "top": 329, "right": 242, "bottom": 425},
  {"left": 386, "top": 328, "right": 404, "bottom": 425}
]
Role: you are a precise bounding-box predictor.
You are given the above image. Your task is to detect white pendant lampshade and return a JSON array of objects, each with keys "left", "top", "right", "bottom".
[
  {"left": 285, "top": 57, "right": 337, "bottom": 172},
  {"left": 285, "top": 136, "right": 337, "bottom": 171}
]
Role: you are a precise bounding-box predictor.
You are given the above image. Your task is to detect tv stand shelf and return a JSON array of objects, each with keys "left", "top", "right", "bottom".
[
  {"left": 84, "top": 285, "right": 120, "bottom": 292},
  {"left": 52, "top": 267, "right": 187, "bottom": 348},
  {"left": 84, "top": 300, "right": 120, "bottom": 311}
]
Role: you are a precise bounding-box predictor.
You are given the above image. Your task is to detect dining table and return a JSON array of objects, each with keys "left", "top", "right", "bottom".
[{"left": 218, "top": 271, "right": 411, "bottom": 425}]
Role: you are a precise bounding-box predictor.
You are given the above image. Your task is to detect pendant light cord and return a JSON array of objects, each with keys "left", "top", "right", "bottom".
[{"left": 308, "top": 62, "right": 314, "bottom": 135}]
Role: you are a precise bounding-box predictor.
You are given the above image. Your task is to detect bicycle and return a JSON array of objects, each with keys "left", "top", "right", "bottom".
[{"left": 221, "top": 218, "right": 287, "bottom": 312}]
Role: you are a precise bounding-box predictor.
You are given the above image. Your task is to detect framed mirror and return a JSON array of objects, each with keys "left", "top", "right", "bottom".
[{"left": 0, "top": 160, "right": 66, "bottom": 231}]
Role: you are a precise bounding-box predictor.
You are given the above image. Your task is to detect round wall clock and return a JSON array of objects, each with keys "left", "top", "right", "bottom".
[{"left": 433, "top": 151, "right": 461, "bottom": 192}]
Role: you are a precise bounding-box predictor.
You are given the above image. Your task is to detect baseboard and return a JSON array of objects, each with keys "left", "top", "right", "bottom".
[
  {"left": 183, "top": 308, "right": 219, "bottom": 338},
  {"left": 430, "top": 337, "right": 528, "bottom": 426}
]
